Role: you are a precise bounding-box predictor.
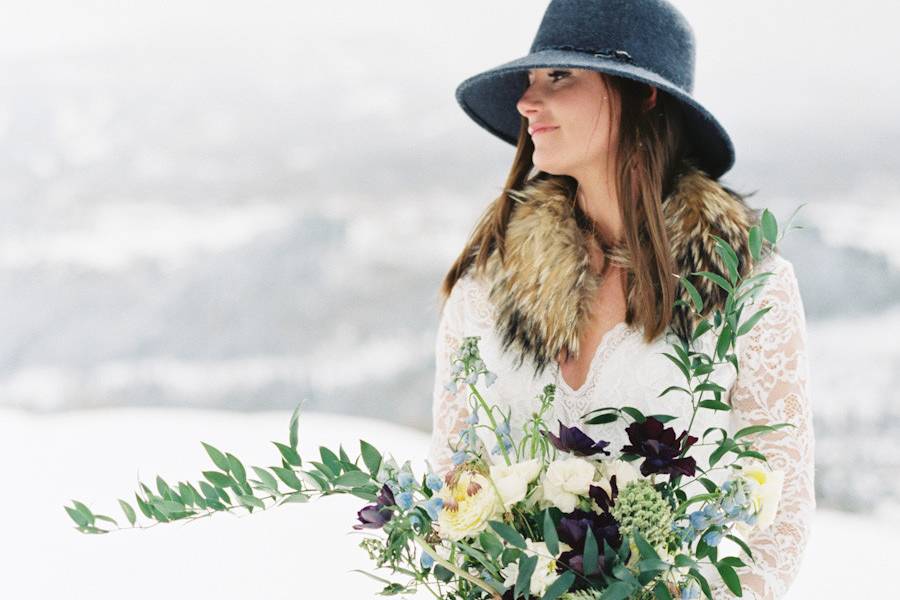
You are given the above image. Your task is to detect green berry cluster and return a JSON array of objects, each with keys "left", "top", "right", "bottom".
[{"left": 611, "top": 478, "right": 678, "bottom": 552}]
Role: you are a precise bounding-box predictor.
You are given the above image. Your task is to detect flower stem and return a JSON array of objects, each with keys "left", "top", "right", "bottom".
[
  {"left": 469, "top": 384, "right": 512, "bottom": 466},
  {"left": 413, "top": 535, "right": 501, "bottom": 599}
]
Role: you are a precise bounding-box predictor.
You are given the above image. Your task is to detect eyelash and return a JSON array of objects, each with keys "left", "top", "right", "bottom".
[{"left": 528, "top": 70, "right": 570, "bottom": 85}]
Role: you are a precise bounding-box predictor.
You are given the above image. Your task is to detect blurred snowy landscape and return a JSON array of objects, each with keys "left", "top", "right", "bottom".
[{"left": 1, "top": 1, "right": 899, "bottom": 596}]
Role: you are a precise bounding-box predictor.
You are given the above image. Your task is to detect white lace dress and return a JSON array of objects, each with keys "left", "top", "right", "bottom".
[{"left": 428, "top": 252, "right": 815, "bottom": 600}]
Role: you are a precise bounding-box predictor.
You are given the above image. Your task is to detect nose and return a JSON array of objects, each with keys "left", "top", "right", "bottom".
[{"left": 516, "top": 79, "right": 542, "bottom": 118}]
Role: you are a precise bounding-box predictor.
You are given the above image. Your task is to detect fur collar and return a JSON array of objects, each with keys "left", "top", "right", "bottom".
[{"left": 477, "top": 166, "right": 762, "bottom": 377}]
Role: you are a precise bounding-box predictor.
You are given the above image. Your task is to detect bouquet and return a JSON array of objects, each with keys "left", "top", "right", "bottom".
[{"left": 66, "top": 210, "right": 799, "bottom": 600}]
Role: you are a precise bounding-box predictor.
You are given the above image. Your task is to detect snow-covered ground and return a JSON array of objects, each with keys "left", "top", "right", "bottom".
[{"left": 1, "top": 408, "right": 888, "bottom": 599}]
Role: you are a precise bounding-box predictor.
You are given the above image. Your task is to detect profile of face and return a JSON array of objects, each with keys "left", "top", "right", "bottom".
[
  {"left": 516, "top": 68, "right": 619, "bottom": 178},
  {"left": 516, "top": 68, "right": 654, "bottom": 179}
]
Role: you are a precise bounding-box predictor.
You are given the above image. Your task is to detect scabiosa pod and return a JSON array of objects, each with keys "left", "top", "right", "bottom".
[{"left": 610, "top": 478, "right": 679, "bottom": 556}]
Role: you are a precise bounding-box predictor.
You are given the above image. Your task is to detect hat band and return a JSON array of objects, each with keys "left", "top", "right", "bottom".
[{"left": 536, "top": 44, "right": 634, "bottom": 64}]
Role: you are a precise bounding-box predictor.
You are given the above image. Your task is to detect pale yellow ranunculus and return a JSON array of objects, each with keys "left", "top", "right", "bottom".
[
  {"left": 741, "top": 465, "right": 785, "bottom": 532},
  {"left": 436, "top": 470, "right": 501, "bottom": 541}
]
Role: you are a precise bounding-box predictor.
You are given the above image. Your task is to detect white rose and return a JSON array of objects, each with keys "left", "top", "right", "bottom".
[
  {"left": 540, "top": 457, "right": 597, "bottom": 513},
  {"left": 740, "top": 466, "right": 785, "bottom": 532},
  {"left": 490, "top": 458, "right": 542, "bottom": 509},
  {"left": 436, "top": 470, "right": 501, "bottom": 541},
  {"left": 500, "top": 539, "right": 570, "bottom": 596}
]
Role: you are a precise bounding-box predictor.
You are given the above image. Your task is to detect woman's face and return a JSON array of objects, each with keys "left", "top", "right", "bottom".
[{"left": 516, "top": 68, "right": 620, "bottom": 178}]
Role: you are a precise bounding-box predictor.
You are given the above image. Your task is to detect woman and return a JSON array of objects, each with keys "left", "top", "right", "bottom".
[{"left": 429, "top": 1, "right": 814, "bottom": 599}]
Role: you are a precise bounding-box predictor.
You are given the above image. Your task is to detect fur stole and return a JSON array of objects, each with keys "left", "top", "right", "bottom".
[{"left": 477, "top": 166, "right": 764, "bottom": 377}]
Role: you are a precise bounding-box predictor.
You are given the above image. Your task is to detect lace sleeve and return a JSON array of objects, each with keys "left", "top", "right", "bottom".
[
  {"left": 427, "top": 276, "right": 473, "bottom": 475},
  {"left": 711, "top": 255, "right": 816, "bottom": 599}
]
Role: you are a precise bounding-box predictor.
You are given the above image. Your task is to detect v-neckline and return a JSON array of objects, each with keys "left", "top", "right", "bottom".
[{"left": 555, "top": 321, "right": 631, "bottom": 394}]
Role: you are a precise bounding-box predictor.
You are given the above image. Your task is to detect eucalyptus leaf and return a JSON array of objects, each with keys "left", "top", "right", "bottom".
[
  {"left": 715, "top": 562, "right": 743, "bottom": 596},
  {"left": 65, "top": 505, "right": 89, "bottom": 527},
  {"left": 540, "top": 570, "right": 574, "bottom": 600},
  {"left": 319, "top": 447, "right": 342, "bottom": 476},
  {"left": 632, "top": 529, "right": 659, "bottom": 561},
  {"left": 734, "top": 423, "right": 791, "bottom": 438},
  {"left": 134, "top": 493, "right": 152, "bottom": 518},
  {"left": 748, "top": 226, "right": 762, "bottom": 262},
  {"left": 238, "top": 494, "right": 265, "bottom": 510},
  {"left": 543, "top": 510, "right": 559, "bottom": 555},
  {"left": 281, "top": 492, "right": 310, "bottom": 504},
  {"left": 252, "top": 466, "right": 279, "bottom": 491},
  {"left": 584, "top": 411, "right": 619, "bottom": 425},
  {"left": 273, "top": 442, "right": 302, "bottom": 467},
  {"left": 761, "top": 209, "right": 778, "bottom": 245},
  {"left": 654, "top": 580, "right": 674, "bottom": 600},
  {"left": 333, "top": 471, "right": 373, "bottom": 488},
  {"left": 725, "top": 534, "right": 755, "bottom": 563},
  {"left": 680, "top": 276, "right": 704, "bottom": 313},
  {"left": 691, "top": 319, "right": 713, "bottom": 342},
  {"left": 360, "top": 440, "right": 382, "bottom": 476},
  {"left": 583, "top": 527, "right": 599, "bottom": 576},
  {"left": 688, "top": 568, "right": 713, "bottom": 600},
  {"left": 202, "top": 470, "right": 232, "bottom": 488},
  {"left": 698, "top": 399, "right": 730, "bottom": 411},
  {"left": 479, "top": 531, "right": 504, "bottom": 560},
  {"left": 288, "top": 402, "right": 302, "bottom": 450},
  {"left": 226, "top": 453, "right": 248, "bottom": 484},
  {"left": 118, "top": 499, "right": 137, "bottom": 526},
  {"left": 514, "top": 554, "right": 538, "bottom": 599},
  {"left": 620, "top": 406, "right": 646, "bottom": 423},
  {"left": 693, "top": 270, "right": 733, "bottom": 293},
  {"left": 488, "top": 521, "right": 527, "bottom": 549},
  {"left": 201, "top": 442, "right": 231, "bottom": 472},
  {"left": 271, "top": 466, "right": 304, "bottom": 491},
  {"left": 736, "top": 306, "right": 772, "bottom": 337},
  {"left": 600, "top": 581, "right": 634, "bottom": 600}
]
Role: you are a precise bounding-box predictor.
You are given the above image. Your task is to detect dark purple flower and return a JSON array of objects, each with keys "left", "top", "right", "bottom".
[
  {"left": 588, "top": 474, "right": 618, "bottom": 513},
  {"left": 541, "top": 420, "right": 611, "bottom": 457},
  {"left": 377, "top": 483, "right": 396, "bottom": 507},
  {"left": 620, "top": 417, "right": 698, "bottom": 477},
  {"left": 555, "top": 509, "right": 622, "bottom": 577},
  {"left": 353, "top": 484, "right": 395, "bottom": 530}
]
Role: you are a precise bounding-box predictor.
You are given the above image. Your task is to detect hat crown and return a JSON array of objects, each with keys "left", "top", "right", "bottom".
[{"left": 529, "top": 0, "right": 696, "bottom": 92}]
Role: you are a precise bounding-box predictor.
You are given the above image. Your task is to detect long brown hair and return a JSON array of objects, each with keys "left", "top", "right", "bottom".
[{"left": 438, "top": 73, "right": 694, "bottom": 342}]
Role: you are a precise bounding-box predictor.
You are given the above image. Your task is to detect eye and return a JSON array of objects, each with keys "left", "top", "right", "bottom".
[{"left": 526, "top": 70, "right": 570, "bottom": 86}]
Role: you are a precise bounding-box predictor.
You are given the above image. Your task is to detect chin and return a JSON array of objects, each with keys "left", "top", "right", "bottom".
[{"left": 532, "top": 154, "right": 569, "bottom": 176}]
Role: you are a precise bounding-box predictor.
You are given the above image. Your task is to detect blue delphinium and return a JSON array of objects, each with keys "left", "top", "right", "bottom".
[
  {"left": 676, "top": 476, "right": 759, "bottom": 545},
  {"left": 702, "top": 528, "right": 723, "bottom": 547},
  {"left": 397, "top": 471, "right": 415, "bottom": 490},
  {"left": 680, "top": 580, "right": 701, "bottom": 600},
  {"left": 424, "top": 497, "right": 443, "bottom": 520},
  {"left": 425, "top": 473, "right": 443, "bottom": 492},
  {"left": 396, "top": 491, "right": 414, "bottom": 511}
]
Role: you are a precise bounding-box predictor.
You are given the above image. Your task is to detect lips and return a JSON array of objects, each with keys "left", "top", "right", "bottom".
[{"left": 529, "top": 125, "right": 559, "bottom": 136}]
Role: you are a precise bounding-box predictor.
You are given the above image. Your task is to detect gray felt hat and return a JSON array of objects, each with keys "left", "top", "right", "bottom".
[{"left": 455, "top": 0, "right": 735, "bottom": 179}]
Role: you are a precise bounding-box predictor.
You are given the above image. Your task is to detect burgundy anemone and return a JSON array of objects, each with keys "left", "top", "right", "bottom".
[
  {"left": 541, "top": 420, "right": 611, "bottom": 457},
  {"left": 620, "top": 416, "right": 698, "bottom": 477}
]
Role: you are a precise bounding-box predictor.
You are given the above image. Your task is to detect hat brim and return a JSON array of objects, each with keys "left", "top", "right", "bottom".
[{"left": 455, "top": 49, "right": 734, "bottom": 179}]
